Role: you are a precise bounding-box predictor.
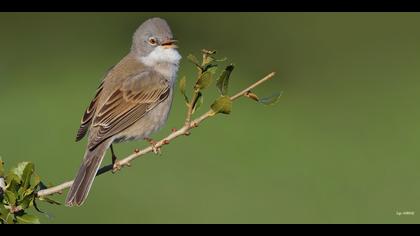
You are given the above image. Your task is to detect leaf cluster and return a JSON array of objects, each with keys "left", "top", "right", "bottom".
[
  {"left": 0, "top": 158, "right": 59, "bottom": 224},
  {"left": 180, "top": 49, "right": 281, "bottom": 117}
]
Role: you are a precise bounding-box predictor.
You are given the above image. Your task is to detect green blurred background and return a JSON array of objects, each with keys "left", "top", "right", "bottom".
[{"left": 1, "top": 13, "right": 420, "bottom": 223}]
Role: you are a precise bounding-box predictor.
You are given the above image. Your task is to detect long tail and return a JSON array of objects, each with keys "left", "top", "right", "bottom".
[{"left": 65, "top": 140, "right": 112, "bottom": 206}]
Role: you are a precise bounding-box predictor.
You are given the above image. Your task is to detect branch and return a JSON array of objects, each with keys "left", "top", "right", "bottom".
[
  {"left": 185, "top": 90, "right": 200, "bottom": 125},
  {"left": 230, "top": 72, "right": 276, "bottom": 101},
  {"left": 36, "top": 72, "right": 276, "bottom": 198}
]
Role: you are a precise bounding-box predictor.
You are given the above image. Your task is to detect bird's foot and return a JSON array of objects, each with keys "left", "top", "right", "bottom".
[
  {"left": 112, "top": 160, "right": 131, "bottom": 173},
  {"left": 111, "top": 151, "right": 120, "bottom": 173},
  {"left": 112, "top": 160, "right": 122, "bottom": 173}
]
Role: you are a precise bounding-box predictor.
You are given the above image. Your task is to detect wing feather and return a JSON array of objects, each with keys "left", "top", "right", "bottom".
[
  {"left": 75, "top": 80, "right": 104, "bottom": 141},
  {"left": 75, "top": 66, "right": 115, "bottom": 141}
]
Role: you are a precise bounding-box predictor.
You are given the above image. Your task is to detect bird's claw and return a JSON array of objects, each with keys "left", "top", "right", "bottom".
[
  {"left": 112, "top": 160, "right": 131, "bottom": 173},
  {"left": 112, "top": 161, "right": 122, "bottom": 173}
]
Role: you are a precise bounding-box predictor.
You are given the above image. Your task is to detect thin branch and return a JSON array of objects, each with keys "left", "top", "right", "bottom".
[
  {"left": 185, "top": 90, "right": 199, "bottom": 125},
  {"left": 230, "top": 72, "right": 276, "bottom": 101},
  {"left": 36, "top": 72, "right": 276, "bottom": 198}
]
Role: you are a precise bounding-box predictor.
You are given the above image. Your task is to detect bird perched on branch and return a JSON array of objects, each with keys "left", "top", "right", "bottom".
[{"left": 66, "top": 17, "right": 181, "bottom": 206}]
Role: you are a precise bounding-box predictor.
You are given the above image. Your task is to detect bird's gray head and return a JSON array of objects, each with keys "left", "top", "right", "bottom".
[{"left": 131, "top": 18, "right": 181, "bottom": 66}]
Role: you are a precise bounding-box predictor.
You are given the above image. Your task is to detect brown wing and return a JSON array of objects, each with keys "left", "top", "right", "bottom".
[
  {"left": 87, "top": 70, "right": 170, "bottom": 151},
  {"left": 75, "top": 80, "right": 105, "bottom": 141},
  {"left": 75, "top": 66, "right": 114, "bottom": 142}
]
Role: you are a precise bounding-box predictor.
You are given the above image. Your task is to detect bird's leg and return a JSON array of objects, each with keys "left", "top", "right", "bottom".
[
  {"left": 144, "top": 137, "right": 161, "bottom": 155},
  {"left": 110, "top": 144, "right": 118, "bottom": 165},
  {"left": 111, "top": 144, "right": 121, "bottom": 173}
]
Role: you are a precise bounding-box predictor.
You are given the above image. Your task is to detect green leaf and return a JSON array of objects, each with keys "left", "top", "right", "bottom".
[
  {"left": 204, "top": 64, "right": 218, "bottom": 74},
  {"left": 32, "top": 173, "right": 41, "bottom": 188},
  {"left": 19, "top": 193, "right": 34, "bottom": 209},
  {"left": 39, "top": 197, "right": 61, "bottom": 205},
  {"left": 32, "top": 199, "right": 44, "bottom": 214},
  {"left": 18, "top": 186, "right": 26, "bottom": 198},
  {"left": 38, "top": 181, "right": 49, "bottom": 190},
  {"left": 216, "top": 64, "right": 235, "bottom": 95},
  {"left": 215, "top": 57, "right": 227, "bottom": 62},
  {"left": 6, "top": 213, "right": 14, "bottom": 224},
  {"left": 4, "top": 190, "right": 16, "bottom": 205},
  {"left": 194, "top": 71, "right": 213, "bottom": 90},
  {"left": 5, "top": 173, "right": 19, "bottom": 185},
  {"left": 5, "top": 174, "right": 20, "bottom": 193},
  {"left": 16, "top": 214, "right": 40, "bottom": 224},
  {"left": 10, "top": 162, "right": 31, "bottom": 181},
  {"left": 0, "top": 203, "right": 7, "bottom": 215},
  {"left": 22, "top": 188, "right": 34, "bottom": 198},
  {"left": 211, "top": 96, "right": 233, "bottom": 114},
  {"left": 191, "top": 92, "right": 203, "bottom": 114},
  {"left": 179, "top": 76, "right": 189, "bottom": 103},
  {"left": 0, "top": 205, "right": 8, "bottom": 224},
  {"left": 259, "top": 91, "right": 283, "bottom": 106},
  {"left": 21, "top": 163, "right": 34, "bottom": 190},
  {"left": 187, "top": 54, "right": 201, "bottom": 69}
]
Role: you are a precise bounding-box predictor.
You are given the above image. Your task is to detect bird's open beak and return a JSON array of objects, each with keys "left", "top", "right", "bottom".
[{"left": 161, "top": 39, "right": 178, "bottom": 49}]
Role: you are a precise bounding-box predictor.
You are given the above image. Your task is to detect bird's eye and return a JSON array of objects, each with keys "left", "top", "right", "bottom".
[{"left": 148, "top": 37, "right": 157, "bottom": 45}]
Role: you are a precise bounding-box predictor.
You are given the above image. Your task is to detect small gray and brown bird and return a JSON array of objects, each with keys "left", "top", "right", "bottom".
[{"left": 65, "top": 18, "right": 181, "bottom": 206}]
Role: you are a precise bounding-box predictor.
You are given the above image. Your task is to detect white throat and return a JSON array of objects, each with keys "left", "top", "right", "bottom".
[
  {"left": 140, "top": 46, "right": 181, "bottom": 67},
  {"left": 139, "top": 46, "right": 181, "bottom": 80}
]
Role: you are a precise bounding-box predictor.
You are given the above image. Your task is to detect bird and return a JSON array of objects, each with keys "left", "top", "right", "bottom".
[{"left": 65, "top": 17, "right": 181, "bottom": 206}]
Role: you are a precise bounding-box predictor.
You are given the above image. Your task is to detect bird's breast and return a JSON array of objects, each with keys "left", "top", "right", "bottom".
[{"left": 153, "top": 63, "right": 179, "bottom": 82}]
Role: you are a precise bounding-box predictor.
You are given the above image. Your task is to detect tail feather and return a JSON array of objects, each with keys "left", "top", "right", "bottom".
[{"left": 66, "top": 140, "right": 111, "bottom": 206}]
